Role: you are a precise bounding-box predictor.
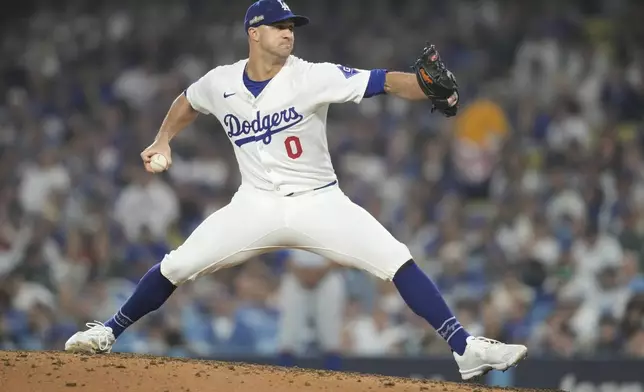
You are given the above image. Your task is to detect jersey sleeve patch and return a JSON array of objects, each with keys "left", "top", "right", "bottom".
[{"left": 336, "top": 65, "right": 360, "bottom": 79}]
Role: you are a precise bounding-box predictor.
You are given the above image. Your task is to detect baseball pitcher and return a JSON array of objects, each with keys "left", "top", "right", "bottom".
[{"left": 65, "top": 0, "right": 527, "bottom": 380}]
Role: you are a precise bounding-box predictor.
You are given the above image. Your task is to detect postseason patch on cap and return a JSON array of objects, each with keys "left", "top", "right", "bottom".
[{"left": 249, "top": 15, "right": 265, "bottom": 25}]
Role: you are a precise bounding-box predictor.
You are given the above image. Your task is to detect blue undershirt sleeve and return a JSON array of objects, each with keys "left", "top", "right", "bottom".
[{"left": 363, "top": 69, "right": 388, "bottom": 98}]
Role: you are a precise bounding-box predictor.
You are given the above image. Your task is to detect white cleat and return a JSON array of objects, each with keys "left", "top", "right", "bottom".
[
  {"left": 453, "top": 336, "right": 528, "bottom": 381},
  {"left": 64, "top": 322, "right": 116, "bottom": 354}
]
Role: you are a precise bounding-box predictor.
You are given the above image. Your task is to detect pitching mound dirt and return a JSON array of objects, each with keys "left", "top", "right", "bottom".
[{"left": 1, "top": 350, "right": 553, "bottom": 392}]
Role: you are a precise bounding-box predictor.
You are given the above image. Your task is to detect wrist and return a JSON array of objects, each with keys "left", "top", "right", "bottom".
[{"left": 155, "top": 131, "right": 171, "bottom": 144}]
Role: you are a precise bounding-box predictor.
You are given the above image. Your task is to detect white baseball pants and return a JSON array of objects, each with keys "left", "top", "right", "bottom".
[{"left": 159, "top": 183, "right": 412, "bottom": 285}]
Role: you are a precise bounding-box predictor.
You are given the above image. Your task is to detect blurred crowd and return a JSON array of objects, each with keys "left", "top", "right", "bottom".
[{"left": 2, "top": 0, "right": 644, "bottom": 360}]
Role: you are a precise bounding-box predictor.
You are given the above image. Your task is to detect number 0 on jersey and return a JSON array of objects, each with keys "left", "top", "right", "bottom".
[{"left": 285, "top": 136, "right": 303, "bottom": 159}]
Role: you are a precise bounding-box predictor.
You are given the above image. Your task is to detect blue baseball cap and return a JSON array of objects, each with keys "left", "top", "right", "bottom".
[{"left": 244, "top": 0, "right": 309, "bottom": 32}]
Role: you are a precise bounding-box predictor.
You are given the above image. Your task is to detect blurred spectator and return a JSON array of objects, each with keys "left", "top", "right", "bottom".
[
  {"left": 618, "top": 214, "right": 644, "bottom": 272},
  {"left": 594, "top": 315, "right": 623, "bottom": 357},
  {"left": 545, "top": 99, "right": 592, "bottom": 154},
  {"left": 114, "top": 168, "right": 179, "bottom": 242},
  {"left": 344, "top": 304, "right": 408, "bottom": 356},
  {"left": 625, "top": 327, "right": 644, "bottom": 358},
  {"left": 524, "top": 216, "right": 560, "bottom": 267},
  {"left": 18, "top": 148, "right": 71, "bottom": 215}
]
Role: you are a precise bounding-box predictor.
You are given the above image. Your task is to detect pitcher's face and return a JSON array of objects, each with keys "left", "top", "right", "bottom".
[{"left": 250, "top": 20, "right": 295, "bottom": 59}]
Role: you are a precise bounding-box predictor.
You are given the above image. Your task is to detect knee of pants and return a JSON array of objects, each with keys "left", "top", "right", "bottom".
[
  {"left": 160, "top": 250, "right": 198, "bottom": 286},
  {"left": 371, "top": 243, "right": 413, "bottom": 281}
]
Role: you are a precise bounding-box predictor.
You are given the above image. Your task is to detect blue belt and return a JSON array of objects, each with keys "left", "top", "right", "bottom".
[{"left": 285, "top": 180, "right": 337, "bottom": 197}]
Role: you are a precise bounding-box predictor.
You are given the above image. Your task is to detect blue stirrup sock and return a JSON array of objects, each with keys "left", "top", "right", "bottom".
[
  {"left": 105, "top": 263, "right": 176, "bottom": 338},
  {"left": 393, "top": 260, "right": 470, "bottom": 355}
]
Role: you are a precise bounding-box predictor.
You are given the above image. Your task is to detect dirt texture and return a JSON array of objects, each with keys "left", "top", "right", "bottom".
[{"left": 0, "top": 350, "right": 562, "bottom": 392}]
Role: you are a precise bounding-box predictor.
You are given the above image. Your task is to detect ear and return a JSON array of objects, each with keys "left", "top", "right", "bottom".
[{"left": 248, "top": 27, "right": 260, "bottom": 42}]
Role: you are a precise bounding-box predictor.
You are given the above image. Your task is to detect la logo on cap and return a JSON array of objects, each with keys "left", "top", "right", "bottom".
[{"left": 277, "top": 0, "right": 291, "bottom": 11}]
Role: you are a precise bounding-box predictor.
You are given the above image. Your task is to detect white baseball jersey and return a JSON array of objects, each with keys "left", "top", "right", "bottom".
[
  {"left": 185, "top": 55, "right": 370, "bottom": 196},
  {"left": 159, "top": 56, "right": 411, "bottom": 288}
]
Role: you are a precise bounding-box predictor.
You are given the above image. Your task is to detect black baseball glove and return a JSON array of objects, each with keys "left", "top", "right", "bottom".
[{"left": 411, "top": 43, "right": 459, "bottom": 117}]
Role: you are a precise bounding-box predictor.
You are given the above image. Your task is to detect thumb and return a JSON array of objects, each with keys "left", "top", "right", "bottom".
[{"left": 140, "top": 149, "right": 156, "bottom": 162}]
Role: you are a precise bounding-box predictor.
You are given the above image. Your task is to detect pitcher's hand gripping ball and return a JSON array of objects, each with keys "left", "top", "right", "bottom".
[
  {"left": 149, "top": 154, "right": 169, "bottom": 173},
  {"left": 412, "top": 43, "right": 459, "bottom": 117}
]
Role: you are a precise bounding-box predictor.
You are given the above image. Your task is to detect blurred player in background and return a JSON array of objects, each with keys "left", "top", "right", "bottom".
[{"left": 277, "top": 250, "right": 346, "bottom": 370}]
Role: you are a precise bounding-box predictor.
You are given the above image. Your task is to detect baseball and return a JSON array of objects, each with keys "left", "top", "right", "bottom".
[{"left": 149, "top": 154, "right": 169, "bottom": 173}]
